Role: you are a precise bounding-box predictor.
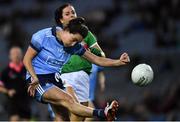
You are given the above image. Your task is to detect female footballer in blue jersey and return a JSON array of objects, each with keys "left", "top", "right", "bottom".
[{"left": 23, "top": 17, "right": 130, "bottom": 121}]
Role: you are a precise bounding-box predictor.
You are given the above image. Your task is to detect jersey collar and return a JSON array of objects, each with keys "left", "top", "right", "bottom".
[{"left": 51, "top": 26, "right": 64, "bottom": 45}]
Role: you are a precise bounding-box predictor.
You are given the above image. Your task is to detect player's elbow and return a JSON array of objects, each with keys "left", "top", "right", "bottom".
[
  {"left": 23, "top": 56, "right": 26, "bottom": 66},
  {"left": 23, "top": 55, "right": 29, "bottom": 68}
]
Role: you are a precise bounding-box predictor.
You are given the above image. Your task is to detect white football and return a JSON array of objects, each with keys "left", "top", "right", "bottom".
[{"left": 131, "top": 63, "right": 154, "bottom": 86}]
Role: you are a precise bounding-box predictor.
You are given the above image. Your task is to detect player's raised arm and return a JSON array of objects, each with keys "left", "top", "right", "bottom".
[{"left": 82, "top": 50, "right": 130, "bottom": 67}]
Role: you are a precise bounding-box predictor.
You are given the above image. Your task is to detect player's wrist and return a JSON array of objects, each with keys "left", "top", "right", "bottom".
[
  {"left": 31, "top": 77, "right": 39, "bottom": 84},
  {"left": 114, "top": 60, "right": 124, "bottom": 66}
]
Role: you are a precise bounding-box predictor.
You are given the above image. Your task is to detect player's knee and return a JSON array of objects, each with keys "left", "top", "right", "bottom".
[
  {"left": 65, "top": 93, "right": 75, "bottom": 104},
  {"left": 52, "top": 91, "right": 76, "bottom": 110}
]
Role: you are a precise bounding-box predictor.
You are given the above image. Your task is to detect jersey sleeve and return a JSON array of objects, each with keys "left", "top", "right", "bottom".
[
  {"left": 90, "top": 48, "right": 102, "bottom": 56},
  {"left": 30, "top": 32, "right": 44, "bottom": 52},
  {"left": 63, "top": 43, "right": 86, "bottom": 56},
  {"left": 84, "top": 31, "right": 97, "bottom": 48}
]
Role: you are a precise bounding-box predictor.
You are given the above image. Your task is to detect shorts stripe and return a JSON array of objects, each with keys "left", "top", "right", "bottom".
[
  {"left": 36, "top": 87, "right": 43, "bottom": 95},
  {"left": 36, "top": 85, "right": 44, "bottom": 95},
  {"left": 39, "top": 85, "right": 45, "bottom": 93}
]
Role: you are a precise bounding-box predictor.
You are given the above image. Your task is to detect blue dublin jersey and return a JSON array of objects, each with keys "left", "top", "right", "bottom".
[{"left": 26, "top": 27, "right": 85, "bottom": 79}]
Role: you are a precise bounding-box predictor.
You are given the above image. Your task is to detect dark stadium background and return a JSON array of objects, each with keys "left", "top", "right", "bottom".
[{"left": 0, "top": 0, "right": 179, "bottom": 120}]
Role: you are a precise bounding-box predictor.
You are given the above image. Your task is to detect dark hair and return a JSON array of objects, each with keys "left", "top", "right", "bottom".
[
  {"left": 66, "top": 17, "right": 88, "bottom": 38},
  {"left": 54, "top": 3, "right": 71, "bottom": 27},
  {"left": 68, "top": 17, "right": 85, "bottom": 26}
]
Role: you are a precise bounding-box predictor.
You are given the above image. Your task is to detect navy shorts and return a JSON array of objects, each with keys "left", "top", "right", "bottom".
[{"left": 27, "top": 73, "right": 64, "bottom": 103}]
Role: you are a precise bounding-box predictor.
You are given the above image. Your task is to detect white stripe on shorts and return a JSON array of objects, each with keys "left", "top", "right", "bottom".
[{"left": 36, "top": 84, "right": 44, "bottom": 95}]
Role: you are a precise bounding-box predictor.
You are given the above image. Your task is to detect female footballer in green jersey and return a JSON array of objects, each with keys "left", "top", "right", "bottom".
[{"left": 50, "top": 3, "right": 127, "bottom": 121}]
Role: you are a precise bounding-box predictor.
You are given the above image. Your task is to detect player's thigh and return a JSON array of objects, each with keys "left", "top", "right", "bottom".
[{"left": 43, "top": 86, "right": 75, "bottom": 106}]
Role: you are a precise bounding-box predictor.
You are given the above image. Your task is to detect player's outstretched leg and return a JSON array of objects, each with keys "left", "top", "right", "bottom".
[{"left": 43, "top": 87, "right": 119, "bottom": 120}]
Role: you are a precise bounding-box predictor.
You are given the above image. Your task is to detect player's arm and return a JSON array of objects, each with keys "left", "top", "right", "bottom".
[
  {"left": 91, "top": 44, "right": 105, "bottom": 57},
  {"left": 23, "top": 32, "right": 43, "bottom": 86},
  {"left": 84, "top": 31, "right": 105, "bottom": 57},
  {"left": 23, "top": 46, "right": 39, "bottom": 82},
  {"left": 23, "top": 46, "right": 39, "bottom": 96},
  {"left": 82, "top": 50, "right": 130, "bottom": 67}
]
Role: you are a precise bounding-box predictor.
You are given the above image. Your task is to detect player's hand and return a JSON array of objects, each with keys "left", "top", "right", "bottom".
[
  {"left": 119, "top": 53, "right": 130, "bottom": 65},
  {"left": 28, "top": 77, "right": 39, "bottom": 97}
]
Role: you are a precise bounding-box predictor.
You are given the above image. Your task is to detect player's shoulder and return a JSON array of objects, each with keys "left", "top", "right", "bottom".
[
  {"left": 33, "top": 27, "right": 52, "bottom": 37},
  {"left": 33, "top": 26, "right": 62, "bottom": 38},
  {"left": 32, "top": 28, "right": 54, "bottom": 42}
]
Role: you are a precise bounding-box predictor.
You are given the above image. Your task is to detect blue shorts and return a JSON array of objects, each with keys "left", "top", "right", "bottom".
[{"left": 27, "top": 73, "right": 64, "bottom": 103}]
